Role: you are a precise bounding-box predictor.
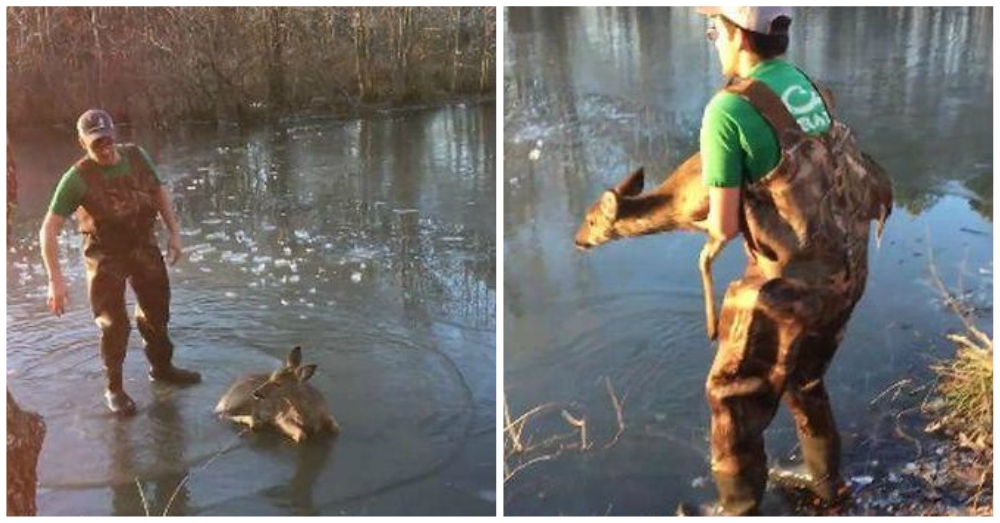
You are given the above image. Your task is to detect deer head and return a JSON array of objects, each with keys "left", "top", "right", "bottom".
[
  {"left": 574, "top": 153, "right": 709, "bottom": 250},
  {"left": 252, "top": 346, "right": 318, "bottom": 400}
]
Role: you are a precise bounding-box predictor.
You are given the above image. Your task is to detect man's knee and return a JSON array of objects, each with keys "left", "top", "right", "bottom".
[{"left": 95, "top": 311, "right": 131, "bottom": 339}]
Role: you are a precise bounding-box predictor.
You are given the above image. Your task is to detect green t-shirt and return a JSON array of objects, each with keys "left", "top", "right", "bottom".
[
  {"left": 700, "top": 59, "right": 832, "bottom": 187},
  {"left": 48, "top": 145, "right": 163, "bottom": 217}
]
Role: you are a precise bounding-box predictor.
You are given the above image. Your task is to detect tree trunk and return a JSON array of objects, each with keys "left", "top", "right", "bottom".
[
  {"left": 89, "top": 7, "right": 104, "bottom": 106},
  {"left": 451, "top": 7, "right": 463, "bottom": 93},
  {"left": 352, "top": 8, "right": 372, "bottom": 102},
  {"left": 267, "top": 7, "right": 287, "bottom": 117},
  {"left": 7, "top": 390, "right": 45, "bottom": 516}
]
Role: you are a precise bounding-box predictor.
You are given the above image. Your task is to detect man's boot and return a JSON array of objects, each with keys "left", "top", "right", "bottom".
[
  {"left": 148, "top": 364, "right": 202, "bottom": 385},
  {"left": 712, "top": 463, "right": 767, "bottom": 516},
  {"left": 768, "top": 435, "right": 848, "bottom": 505},
  {"left": 104, "top": 368, "right": 136, "bottom": 416},
  {"left": 145, "top": 340, "right": 201, "bottom": 385}
]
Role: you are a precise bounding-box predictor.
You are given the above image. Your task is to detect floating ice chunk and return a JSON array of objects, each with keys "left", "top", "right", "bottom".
[
  {"left": 283, "top": 246, "right": 292, "bottom": 256},
  {"left": 181, "top": 228, "right": 202, "bottom": 237},
  {"left": 393, "top": 209, "right": 419, "bottom": 215},
  {"left": 528, "top": 148, "right": 541, "bottom": 161},
  {"left": 224, "top": 291, "right": 237, "bottom": 298},
  {"left": 234, "top": 230, "right": 246, "bottom": 243},
  {"left": 200, "top": 267, "right": 213, "bottom": 273},
  {"left": 205, "top": 231, "right": 228, "bottom": 241},
  {"left": 351, "top": 272, "right": 362, "bottom": 283},
  {"left": 324, "top": 243, "right": 334, "bottom": 249},
  {"left": 691, "top": 476, "right": 708, "bottom": 488},
  {"left": 440, "top": 236, "right": 463, "bottom": 242},
  {"left": 850, "top": 475, "right": 873, "bottom": 486},
  {"left": 294, "top": 230, "right": 311, "bottom": 241},
  {"left": 202, "top": 218, "right": 224, "bottom": 226},
  {"left": 289, "top": 275, "right": 300, "bottom": 283},
  {"left": 309, "top": 287, "right": 317, "bottom": 294},
  {"left": 280, "top": 299, "right": 290, "bottom": 306}
]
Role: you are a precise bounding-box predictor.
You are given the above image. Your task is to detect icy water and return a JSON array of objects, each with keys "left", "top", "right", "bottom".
[
  {"left": 504, "top": 7, "right": 991, "bottom": 515},
  {"left": 7, "top": 103, "right": 496, "bottom": 516}
]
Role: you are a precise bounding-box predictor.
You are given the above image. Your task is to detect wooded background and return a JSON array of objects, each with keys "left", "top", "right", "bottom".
[{"left": 7, "top": 7, "right": 496, "bottom": 127}]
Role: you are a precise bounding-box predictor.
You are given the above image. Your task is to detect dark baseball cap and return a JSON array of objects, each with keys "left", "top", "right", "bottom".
[{"left": 76, "top": 109, "right": 115, "bottom": 146}]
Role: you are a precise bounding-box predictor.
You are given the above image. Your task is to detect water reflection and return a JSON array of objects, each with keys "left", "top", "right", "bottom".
[
  {"left": 109, "top": 397, "right": 190, "bottom": 516},
  {"left": 504, "top": 6, "right": 991, "bottom": 516}
]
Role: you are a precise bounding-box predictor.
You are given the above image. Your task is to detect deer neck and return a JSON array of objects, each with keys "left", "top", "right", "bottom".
[{"left": 612, "top": 192, "right": 695, "bottom": 238}]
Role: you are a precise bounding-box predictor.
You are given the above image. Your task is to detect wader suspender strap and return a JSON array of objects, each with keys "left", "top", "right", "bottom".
[
  {"left": 722, "top": 78, "right": 801, "bottom": 265},
  {"left": 724, "top": 78, "right": 801, "bottom": 150}
]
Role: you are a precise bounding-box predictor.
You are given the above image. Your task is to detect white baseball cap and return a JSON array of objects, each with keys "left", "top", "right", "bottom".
[{"left": 697, "top": 6, "right": 793, "bottom": 35}]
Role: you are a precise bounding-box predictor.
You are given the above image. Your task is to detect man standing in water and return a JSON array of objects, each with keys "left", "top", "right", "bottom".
[
  {"left": 693, "top": 7, "right": 891, "bottom": 515},
  {"left": 40, "top": 109, "right": 201, "bottom": 416}
]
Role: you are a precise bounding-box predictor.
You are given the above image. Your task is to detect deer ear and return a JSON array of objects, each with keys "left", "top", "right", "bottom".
[
  {"left": 614, "top": 167, "right": 645, "bottom": 196},
  {"left": 297, "top": 364, "right": 317, "bottom": 383},
  {"left": 287, "top": 346, "right": 303, "bottom": 367},
  {"left": 599, "top": 190, "right": 619, "bottom": 219}
]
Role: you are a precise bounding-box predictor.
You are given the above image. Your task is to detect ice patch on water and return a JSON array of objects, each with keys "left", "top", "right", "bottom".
[
  {"left": 202, "top": 218, "right": 224, "bottom": 226},
  {"left": 346, "top": 247, "right": 379, "bottom": 261},
  {"left": 294, "top": 229, "right": 311, "bottom": 241},
  {"left": 351, "top": 272, "right": 363, "bottom": 283},
  {"left": 205, "top": 231, "right": 228, "bottom": 241}
]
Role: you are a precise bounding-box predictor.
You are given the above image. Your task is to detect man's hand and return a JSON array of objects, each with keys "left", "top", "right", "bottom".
[
  {"left": 47, "top": 275, "right": 68, "bottom": 316},
  {"left": 166, "top": 232, "right": 183, "bottom": 266}
]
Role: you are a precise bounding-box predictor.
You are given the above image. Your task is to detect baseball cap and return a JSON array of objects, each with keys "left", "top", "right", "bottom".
[
  {"left": 76, "top": 109, "right": 115, "bottom": 146},
  {"left": 697, "top": 6, "right": 793, "bottom": 35}
]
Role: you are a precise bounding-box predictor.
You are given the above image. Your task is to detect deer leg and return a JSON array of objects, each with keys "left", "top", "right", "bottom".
[
  {"left": 325, "top": 415, "right": 341, "bottom": 435},
  {"left": 275, "top": 414, "right": 306, "bottom": 443},
  {"left": 700, "top": 237, "right": 727, "bottom": 341},
  {"left": 228, "top": 414, "right": 257, "bottom": 430}
]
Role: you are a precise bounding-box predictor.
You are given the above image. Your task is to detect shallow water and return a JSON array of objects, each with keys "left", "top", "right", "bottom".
[
  {"left": 504, "top": 7, "right": 991, "bottom": 515},
  {"left": 7, "top": 103, "right": 496, "bottom": 516}
]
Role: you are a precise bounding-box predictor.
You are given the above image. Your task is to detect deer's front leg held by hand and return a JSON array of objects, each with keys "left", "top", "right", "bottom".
[{"left": 700, "top": 236, "right": 727, "bottom": 341}]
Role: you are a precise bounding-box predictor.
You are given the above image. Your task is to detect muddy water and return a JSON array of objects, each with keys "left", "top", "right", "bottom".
[
  {"left": 504, "top": 7, "right": 991, "bottom": 515},
  {"left": 7, "top": 102, "right": 496, "bottom": 516}
]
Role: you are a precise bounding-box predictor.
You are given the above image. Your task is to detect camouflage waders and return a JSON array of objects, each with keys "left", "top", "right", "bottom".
[
  {"left": 75, "top": 145, "right": 177, "bottom": 397},
  {"left": 706, "top": 79, "right": 893, "bottom": 515}
]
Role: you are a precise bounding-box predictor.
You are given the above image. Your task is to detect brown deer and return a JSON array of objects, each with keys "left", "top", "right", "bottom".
[
  {"left": 574, "top": 153, "right": 729, "bottom": 340},
  {"left": 215, "top": 346, "right": 340, "bottom": 442}
]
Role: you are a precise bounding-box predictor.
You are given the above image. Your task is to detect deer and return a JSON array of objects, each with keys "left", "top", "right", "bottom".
[
  {"left": 574, "top": 153, "right": 727, "bottom": 340},
  {"left": 215, "top": 346, "right": 340, "bottom": 443}
]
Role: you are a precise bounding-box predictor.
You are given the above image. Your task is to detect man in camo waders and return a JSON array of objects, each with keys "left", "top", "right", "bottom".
[
  {"left": 693, "top": 7, "right": 892, "bottom": 515},
  {"left": 40, "top": 109, "right": 201, "bottom": 416}
]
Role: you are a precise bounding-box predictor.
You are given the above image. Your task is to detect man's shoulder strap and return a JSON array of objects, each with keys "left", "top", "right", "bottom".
[{"left": 723, "top": 77, "right": 801, "bottom": 148}]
